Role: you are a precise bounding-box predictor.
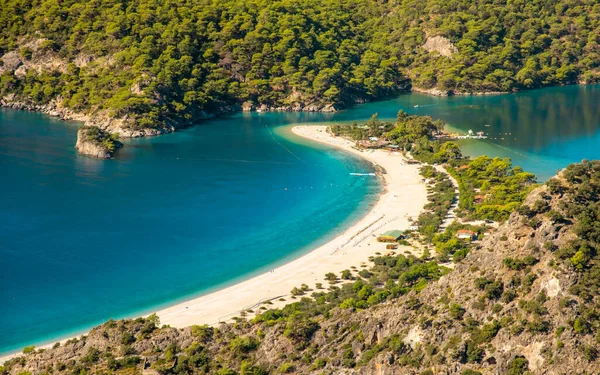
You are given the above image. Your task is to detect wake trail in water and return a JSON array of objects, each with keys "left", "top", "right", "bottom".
[
  {"left": 264, "top": 123, "right": 307, "bottom": 166},
  {"left": 484, "top": 141, "right": 549, "bottom": 167},
  {"left": 163, "top": 157, "right": 301, "bottom": 166}
]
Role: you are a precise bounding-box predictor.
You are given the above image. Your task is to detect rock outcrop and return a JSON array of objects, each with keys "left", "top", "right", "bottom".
[
  {"left": 75, "top": 126, "right": 122, "bottom": 159},
  {"left": 422, "top": 36, "right": 458, "bottom": 57}
]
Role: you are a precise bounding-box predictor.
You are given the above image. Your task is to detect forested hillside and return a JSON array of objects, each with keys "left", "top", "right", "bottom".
[{"left": 0, "top": 0, "right": 599, "bottom": 132}]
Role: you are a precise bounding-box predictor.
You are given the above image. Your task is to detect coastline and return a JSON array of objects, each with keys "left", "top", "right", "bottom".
[
  {"left": 0, "top": 124, "right": 428, "bottom": 364},
  {"left": 155, "top": 125, "right": 428, "bottom": 325}
]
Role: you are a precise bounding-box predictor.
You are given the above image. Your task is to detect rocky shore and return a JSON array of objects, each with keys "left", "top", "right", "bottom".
[
  {"left": 75, "top": 126, "right": 122, "bottom": 159},
  {"left": 241, "top": 101, "right": 339, "bottom": 113},
  {"left": 1, "top": 93, "right": 340, "bottom": 158},
  {"left": 411, "top": 86, "right": 509, "bottom": 97}
]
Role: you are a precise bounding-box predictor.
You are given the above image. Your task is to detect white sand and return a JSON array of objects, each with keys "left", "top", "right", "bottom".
[
  {"left": 1, "top": 125, "right": 427, "bottom": 364},
  {"left": 156, "top": 125, "right": 428, "bottom": 326}
]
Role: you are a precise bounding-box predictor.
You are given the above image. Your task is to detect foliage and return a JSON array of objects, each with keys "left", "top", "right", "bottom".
[
  {"left": 449, "top": 156, "right": 537, "bottom": 221},
  {"left": 3, "top": 0, "right": 599, "bottom": 128},
  {"left": 541, "top": 161, "right": 600, "bottom": 340}
]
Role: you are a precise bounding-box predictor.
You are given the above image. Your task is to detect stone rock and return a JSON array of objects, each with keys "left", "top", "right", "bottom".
[
  {"left": 321, "top": 104, "right": 338, "bottom": 112},
  {"left": 242, "top": 101, "right": 255, "bottom": 111},
  {"left": 422, "top": 36, "right": 458, "bottom": 57}
]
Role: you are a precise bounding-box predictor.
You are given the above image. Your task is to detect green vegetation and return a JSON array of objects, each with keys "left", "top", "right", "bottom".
[
  {"left": 332, "top": 112, "right": 535, "bottom": 266},
  {"left": 254, "top": 254, "right": 448, "bottom": 326},
  {"left": 416, "top": 166, "right": 455, "bottom": 239},
  {"left": 78, "top": 126, "right": 122, "bottom": 153},
  {"left": 21, "top": 346, "right": 35, "bottom": 354},
  {"left": 542, "top": 161, "right": 600, "bottom": 341},
  {"left": 448, "top": 156, "right": 537, "bottom": 221},
  {"left": 2, "top": 0, "right": 599, "bottom": 129}
]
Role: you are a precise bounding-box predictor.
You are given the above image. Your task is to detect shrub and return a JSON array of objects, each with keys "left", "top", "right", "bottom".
[
  {"left": 502, "top": 289, "right": 518, "bottom": 303},
  {"left": 449, "top": 303, "right": 466, "bottom": 320},
  {"left": 19, "top": 47, "right": 33, "bottom": 60},
  {"left": 229, "top": 336, "right": 259, "bottom": 355},
  {"left": 325, "top": 272, "right": 338, "bottom": 283},
  {"left": 191, "top": 325, "right": 214, "bottom": 342},
  {"left": 484, "top": 281, "right": 504, "bottom": 300},
  {"left": 341, "top": 269, "right": 353, "bottom": 280},
  {"left": 466, "top": 341, "right": 484, "bottom": 363},
  {"left": 22, "top": 346, "right": 35, "bottom": 354},
  {"left": 81, "top": 348, "right": 100, "bottom": 364},
  {"left": 120, "top": 332, "right": 136, "bottom": 345},
  {"left": 310, "top": 358, "right": 327, "bottom": 370},
  {"left": 580, "top": 345, "right": 598, "bottom": 361},
  {"left": 506, "top": 356, "right": 529, "bottom": 375},
  {"left": 279, "top": 363, "right": 295, "bottom": 373}
]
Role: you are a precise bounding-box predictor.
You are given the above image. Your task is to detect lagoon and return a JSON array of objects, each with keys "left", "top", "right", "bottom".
[{"left": 1, "top": 84, "right": 599, "bottom": 355}]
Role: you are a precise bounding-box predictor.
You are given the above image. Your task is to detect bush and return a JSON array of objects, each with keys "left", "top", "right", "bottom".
[
  {"left": 466, "top": 341, "right": 484, "bottom": 363},
  {"left": 279, "top": 362, "right": 295, "bottom": 373},
  {"left": 191, "top": 325, "right": 214, "bottom": 342},
  {"left": 229, "top": 336, "right": 259, "bottom": 355},
  {"left": 580, "top": 345, "right": 598, "bottom": 361},
  {"left": 506, "top": 356, "right": 529, "bottom": 375},
  {"left": 19, "top": 47, "right": 33, "bottom": 60},
  {"left": 22, "top": 346, "right": 35, "bottom": 354},
  {"left": 449, "top": 303, "right": 466, "bottom": 320},
  {"left": 120, "top": 332, "right": 136, "bottom": 345}
]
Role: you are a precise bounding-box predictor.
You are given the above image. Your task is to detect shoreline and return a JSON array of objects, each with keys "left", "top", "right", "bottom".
[
  {"left": 0, "top": 124, "right": 428, "bottom": 364},
  {"left": 154, "top": 125, "right": 427, "bottom": 327}
]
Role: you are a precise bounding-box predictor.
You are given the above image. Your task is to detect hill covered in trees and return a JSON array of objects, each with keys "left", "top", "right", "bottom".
[
  {"left": 4, "top": 159, "right": 600, "bottom": 374},
  {"left": 1, "top": 0, "right": 599, "bottom": 134}
]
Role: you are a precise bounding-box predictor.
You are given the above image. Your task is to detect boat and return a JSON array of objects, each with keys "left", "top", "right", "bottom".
[{"left": 350, "top": 172, "right": 376, "bottom": 176}]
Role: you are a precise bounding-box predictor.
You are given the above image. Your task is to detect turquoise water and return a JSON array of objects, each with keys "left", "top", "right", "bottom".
[
  {"left": 1, "top": 84, "right": 599, "bottom": 355},
  {"left": 334, "top": 84, "right": 600, "bottom": 181},
  {"left": 0, "top": 110, "right": 380, "bottom": 354}
]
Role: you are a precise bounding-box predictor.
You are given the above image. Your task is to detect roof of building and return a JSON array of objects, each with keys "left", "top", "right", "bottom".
[
  {"left": 456, "top": 229, "right": 476, "bottom": 235},
  {"left": 380, "top": 230, "right": 404, "bottom": 238}
]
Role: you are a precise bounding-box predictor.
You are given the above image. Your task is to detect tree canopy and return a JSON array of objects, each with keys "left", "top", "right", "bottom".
[{"left": 1, "top": 0, "right": 598, "bottom": 129}]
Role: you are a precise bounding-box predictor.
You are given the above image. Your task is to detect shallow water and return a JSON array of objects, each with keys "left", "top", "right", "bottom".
[
  {"left": 0, "top": 110, "right": 380, "bottom": 354},
  {"left": 1, "top": 84, "right": 599, "bottom": 354}
]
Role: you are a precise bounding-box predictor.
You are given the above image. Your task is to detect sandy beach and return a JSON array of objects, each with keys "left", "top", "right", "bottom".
[
  {"left": 155, "top": 125, "right": 428, "bottom": 326},
  {"left": 1, "top": 125, "right": 427, "bottom": 363}
]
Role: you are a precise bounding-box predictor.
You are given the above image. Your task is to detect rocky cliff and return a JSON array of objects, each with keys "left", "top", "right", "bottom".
[
  {"left": 75, "top": 126, "right": 122, "bottom": 159},
  {"left": 3, "top": 162, "right": 600, "bottom": 374}
]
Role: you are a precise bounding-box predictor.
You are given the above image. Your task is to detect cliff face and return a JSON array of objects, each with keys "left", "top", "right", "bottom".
[
  {"left": 3, "top": 162, "right": 600, "bottom": 375},
  {"left": 75, "top": 126, "right": 122, "bottom": 159}
]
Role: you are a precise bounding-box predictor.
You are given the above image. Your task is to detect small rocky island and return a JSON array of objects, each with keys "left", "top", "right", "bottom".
[{"left": 75, "top": 126, "right": 122, "bottom": 159}]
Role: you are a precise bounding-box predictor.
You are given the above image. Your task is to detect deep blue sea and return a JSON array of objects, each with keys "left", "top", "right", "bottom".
[{"left": 1, "top": 84, "right": 599, "bottom": 355}]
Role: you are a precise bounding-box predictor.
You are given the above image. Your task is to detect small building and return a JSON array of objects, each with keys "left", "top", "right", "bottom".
[
  {"left": 386, "top": 243, "right": 399, "bottom": 250},
  {"left": 483, "top": 229, "right": 494, "bottom": 237},
  {"left": 377, "top": 230, "right": 405, "bottom": 242},
  {"left": 408, "top": 225, "right": 419, "bottom": 231},
  {"left": 474, "top": 194, "right": 485, "bottom": 204},
  {"left": 456, "top": 229, "right": 477, "bottom": 241},
  {"left": 456, "top": 165, "right": 469, "bottom": 171}
]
